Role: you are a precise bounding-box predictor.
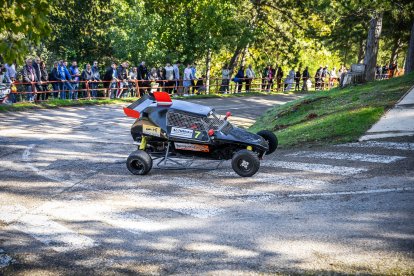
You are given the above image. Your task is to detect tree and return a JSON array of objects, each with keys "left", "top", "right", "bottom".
[
  {"left": 364, "top": 13, "right": 383, "bottom": 81},
  {"left": 406, "top": 21, "right": 414, "bottom": 73},
  {"left": 0, "top": 0, "right": 51, "bottom": 63}
]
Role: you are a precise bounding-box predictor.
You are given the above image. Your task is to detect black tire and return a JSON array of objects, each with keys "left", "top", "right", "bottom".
[
  {"left": 231, "top": 149, "right": 260, "bottom": 177},
  {"left": 126, "top": 150, "right": 153, "bottom": 175},
  {"left": 257, "top": 130, "right": 278, "bottom": 155}
]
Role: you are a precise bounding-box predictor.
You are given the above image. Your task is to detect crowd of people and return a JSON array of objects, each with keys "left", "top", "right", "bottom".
[{"left": 0, "top": 57, "right": 398, "bottom": 103}]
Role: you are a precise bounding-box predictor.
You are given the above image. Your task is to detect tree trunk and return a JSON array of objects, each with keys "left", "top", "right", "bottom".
[
  {"left": 228, "top": 46, "right": 242, "bottom": 75},
  {"left": 205, "top": 47, "right": 212, "bottom": 94},
  {"left": 364, "top": 13, "right": 383, "bottom": 82},
  {"left": 241, "top": 44, "right": 249, "bottom": 67},
  {"left": 405, "top": 21, "right": 414, "bottom": 73},
  {"left": 357, "top": 38, "right": 365, "bottom": 63},
  {"left": 389, "top": 37, "right": 402, "bottom": 65}
]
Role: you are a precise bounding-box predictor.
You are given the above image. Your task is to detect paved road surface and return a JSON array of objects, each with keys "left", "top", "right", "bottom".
[{"left": 0, "top": 95, "right": 413, "bottom": 275}]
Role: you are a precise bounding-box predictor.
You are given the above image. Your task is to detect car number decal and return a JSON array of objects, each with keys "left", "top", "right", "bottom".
[
  {"left": 170, "top": 127, "right": 194, "bottom": 138},
  {"left": 174, "top": 142, "right": 209, "bottom": 152},
  {"left": 143, "top": 125, "right": 161, "bottom": 137}
]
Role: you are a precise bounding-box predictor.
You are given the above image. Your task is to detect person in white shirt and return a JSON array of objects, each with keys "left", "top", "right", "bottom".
[
  {"left": 165, "top": 63, "right": 174, "bottom": 94},
  {"left": 220, "top": 64, "right": 230, "bottom": 94},
  {"left": 245, "top": 65, "right": 255, "bottom": 92},
  {"left": 284, "top": 68, "right": 295, "bottom": 92},
  {"left": 183, "top": 64, "right": 192, "bottom": 96},
  {"left": 329, "top": 67, "right": 337, "bottom": 88},
  {"left": 173, "top": 61, "right": 180, "bottom": 95}
]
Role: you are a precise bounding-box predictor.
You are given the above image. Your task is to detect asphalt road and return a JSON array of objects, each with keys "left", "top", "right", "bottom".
[{"left": 0, "top": 95, "right": 413, "bottom": 275}]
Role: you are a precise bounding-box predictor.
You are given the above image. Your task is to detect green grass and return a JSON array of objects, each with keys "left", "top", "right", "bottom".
[
  {"left": 249, "top": 72, "right": 414, "bottom": 148},
  {"left": 0, "top": 91, "right": 291, "bottom": 113}
]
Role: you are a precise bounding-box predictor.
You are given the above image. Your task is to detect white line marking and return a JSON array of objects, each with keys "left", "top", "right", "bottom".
[
  {"left": 0, "top": 205, "right": 96, "bottom": 252},
  {"left": 280, "top": 187, "right": 413, "bottom": 198},
  {"left": 287, "top": 151, "right": 406, "bottom": 164},
  {"left": 337, "top": 141, "right": 414, "bottom": 151},
  {"left": 264, "top": 161, "right": 368, "bottom": 176}
]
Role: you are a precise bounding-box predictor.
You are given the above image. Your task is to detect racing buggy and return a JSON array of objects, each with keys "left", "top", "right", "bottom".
[{"left": 123, "top": 92, "right": 278, "bottom": 177}]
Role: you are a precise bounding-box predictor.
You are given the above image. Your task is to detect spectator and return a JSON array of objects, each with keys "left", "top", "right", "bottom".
[
  {"left": 382, "top": 64, "right": 388, "bottom": 79},
  {"left": 302, "top": 66, "right": 310, "bottom": 92},
  {"left": 315, "top": 66, "right": 322, "bottom": 90},
  {"left": 375, "top": 65, "right": 381, "bottom": 80},
  {"left": 329, "top": 67, "right": 337, "bottom": 88},
  {"left": 284, "top": 68, "right": 295, "bottom": 92},
  {"left": 165, "top": 63, "right": 174, "bottom": 94},
  {"left": 59, "top": 60, "right": 73, "bottom": 100},
  {"left": 234, "top": 66, "right": 245, "bottom": 93},
  {"left": 117, "top": 62, "right": 129, "bottom": 98},
  {"left": 137, "top": 61, "right": 148, "bottom": 95},
  {"left": 40, "top": 61, "right": 49, "bottom": 100},
  {"left": 128, "top": 67, "right": 138, "bottom": 97},
  {"left": 173, "top": 61, "right": 181, "bottom": 95},
  {"left": 321, "top": 65, "right": 329, "bottom": 90},
  {"left": 220, "top": 64, "right": 230, "bottom": 94},
  {"left": 157, "top": 66, "right": 166, "bottom": 91},
  {"left": 81, "top": 63, "right": 93, "bottom": 98},
  {"left": 50, "top": 61, "right": 60, "bottom": 98},
  {"left": 91, "top": 61, "right": 101, "bottom": 98},
  {"left": 22, "top": 58, "right": 38, "bottom": 102},
  {"left": 103, "top": 62, "right": 119, "bottom": 99},
  {"left": 276, "top": 66, "right": 283, "bottom": 92},
  {"left": 32, "top": 57, "right": 44, "bottom": 96},
  {"left": 261, "top": 66, "right": 268, "bottom": 91},
  {"left": 245, "top": 64, "right": 255, "bottom": 92},
  {"left": 148, "top": 67, "right": 159, "bottom": 94},
  {"left": 294, "top": 68, "right": 301, "bottom": 91},
  {"left": 69, "top": 61, "right": 80, "bottom": 99},
  {"left": 191, "top": 63, "right": 197, "bottom": 94},
  {"left": 195, "top": 75, "right": 207, "bottom": 94},
  {"left": 4, "top": 63, "right": 16, "bottom": 83},
  {"left": 183, "top": 63, "right": 192, "bottom": 96},
  {"left": 265, "top": 65, "right": 275, "bottom": 93}
]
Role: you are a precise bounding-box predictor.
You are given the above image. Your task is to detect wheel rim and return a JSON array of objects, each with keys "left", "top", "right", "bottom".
[
  {"left": 238, "top": 158, "right": 253, "bottom": 172},
  {"left": 131, "top": 160, "right": 145, "bottom": 173}
]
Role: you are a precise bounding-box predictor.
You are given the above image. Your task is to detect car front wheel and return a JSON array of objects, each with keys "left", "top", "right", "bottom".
[
  {"left": 231, "top": 149, "right": 260, "bottom": 177},
  {"left": 126, "top": 150, "right": 153, "bottom": 175}
]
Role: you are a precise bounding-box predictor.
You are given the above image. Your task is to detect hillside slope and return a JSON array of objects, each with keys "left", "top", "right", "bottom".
[{"left": 249, "top": 72, "right": 414, "bottom": 148}]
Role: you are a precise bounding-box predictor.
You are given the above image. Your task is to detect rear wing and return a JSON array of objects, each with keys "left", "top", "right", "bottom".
[{"left": 123, "top": 92, "right": 172, "bottom": 119}]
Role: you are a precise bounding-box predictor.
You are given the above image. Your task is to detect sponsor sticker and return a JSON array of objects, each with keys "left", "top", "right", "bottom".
[
  {"left": 174, "top": 142, "right": 209, "bottom": 152},
  {"left": 143, "top": 125, "right": 161, "bottom": 137},
  {"left": 170, "top": 127, "right": 194, "bottom": 138}
]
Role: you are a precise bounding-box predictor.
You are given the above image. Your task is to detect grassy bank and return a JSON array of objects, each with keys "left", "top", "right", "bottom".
[
  {"left": 249, "top": 72, "right": 414, "bottom": 148},
  {"left": 0, "top": 91, "right": 284, "bottom": 113}
]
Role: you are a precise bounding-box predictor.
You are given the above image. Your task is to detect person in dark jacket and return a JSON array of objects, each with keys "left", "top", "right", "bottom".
[
  {"left": 137, "top": 61, "right": 148, "bottom": 95},
  {"left": 302, "top": 66, "right": 310, "bottom": 91},
  {"left": 103, "top": 62, "right": 119, "bottom": 99},
  {"left": 40, "top": 60, "right": 49, "bottom": 100},
  {"left": 22, "top": 59, "right": 40, "bottom": 102},
  {"left": 276, "top": 66, "right": 283, "bottom": 92},
  {"left": 50, "top": 61, "right": 60, "bottom": 98},
  {"left": 315, "top": 66, "right": 323, "bottom": 90},
  {"left": 234, "top": 66, "right": 245, "bottom": 93},
  {"left": 81, "top": 63, "right": 93, "bottom": 98},
  {"left": 294, "top": 68, "right": 301, "bottom": 92},
  {"left": 90, "top": 61, "right": 101, "bottom": 98}
]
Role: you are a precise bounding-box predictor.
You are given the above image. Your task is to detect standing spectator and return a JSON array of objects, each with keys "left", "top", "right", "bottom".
[
  {"left": 294, "top": 68, "right": 301, "bottom": 91},
  {"left": 284, "top": 68, "right": 295, "bottom": 92},
  {"left": 234, "top": 66, "right": 245, "bottom": 93},
  {"left": 302, "top": 67, "right": 310, "bottom": 92},
  {"left": 382, "top": 64, "right": 388, "bottom": 79},
  {"left": 183, "top": 64, "right": 192, "bottom": 96},
  {"left": 329, "top": 67, "right": 337, "bottom": 88},
  {"left": 69, "top": 61, "right": 80, "bottom": 99},
  {"left": 266, "top": 65, "right": 275, "bottom": 92},
  {"left": 62, "top": 61, "right": 74, "bottom": 99},
  {"left": 276, "top": 66, "right": 283, "bottom": 92},
  {"left": 40, "top": 61, "right": 49, "bottom": 100},
  {"left": 173, "top": 61, "right": 181, "bottom": 95},
  {"left": 375, "top": 65, "right": 381, "bottom": 79},
  {"left": 4, "top": 63, "right": 16, "bottom": 83},
  {"left": 32, "top": 57, "right": 43, "bottom": 96},
  {"left": 315, "top": 66, "right": 323, "bottom": 90},
  {"left": 261, "top": 66, "right": 268, "bottom": 91},
  {"left": 50, "top": 61, "right": 60, "bottom": 98},
  {"left": 103, "top": 62, "right": 119, "bottom": 99},
  {"left": 137, "top": 61, "right": 148, "bottom": 95},
  {"left": 81, "top": 63, "right": 93, "bottom": 98},
  {"left": 191, "top": 63, "right": 197, "bottom": 94},
  {"left": 157, "top": 66, "right": 166, "bottom": 91},
  {"left": 22, "top": 59, "right": 38, "bottom": 102},
  {"left": 117, "top": 62, "right": 129, "bottom": 98},
  {"left": 165, "top": 63, "right": 175, "bottom": 94},
  {"left": 321, "top": 65, "right": 329, "bottom": 90},
  {"left": 245, "top": 64, "right": 255, "bottom": 92},
  {"left": 128, "top": 67, "right": 138, "bottom": 97},
  {"left": 220, "top": 64, "right": 230, "bottom": 94},
  {"left": 91, "top": 61, "right": 101, "bottom": 98},
  {"left": 148, "top": 67, "right": 159, "bottom": 93}
]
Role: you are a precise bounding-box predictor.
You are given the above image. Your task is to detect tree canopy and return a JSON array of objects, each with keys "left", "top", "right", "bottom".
[{"left": 1, "top": 0, "right": 413, "bottom": 77}]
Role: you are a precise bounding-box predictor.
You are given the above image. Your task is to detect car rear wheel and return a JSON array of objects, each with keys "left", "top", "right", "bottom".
[
  {"left": 257, "top": 130, "right": 278, "bottom": 155},
  {"left": 231, "top": 149, "right": 260, "bottom": 177},
  {"left": 126, "top": 150, "right": 153, "bottom": 175}
]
